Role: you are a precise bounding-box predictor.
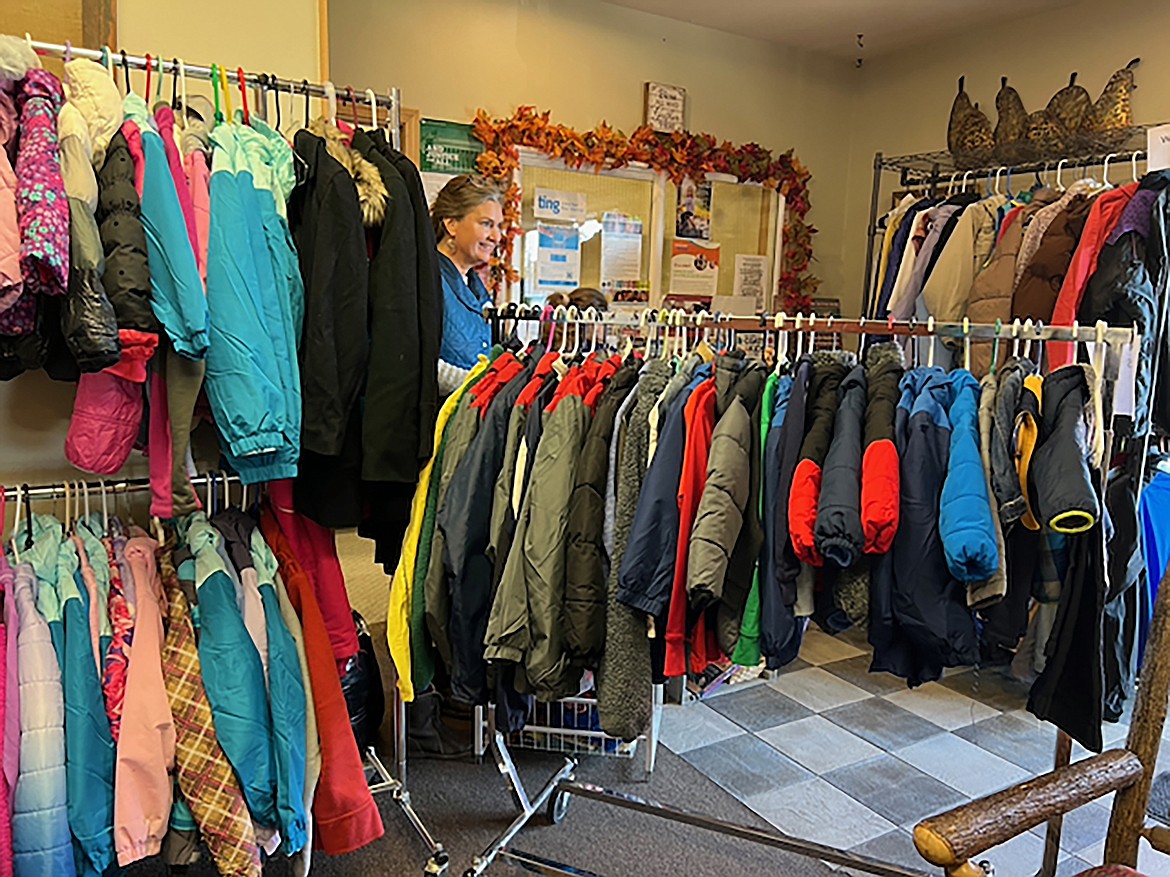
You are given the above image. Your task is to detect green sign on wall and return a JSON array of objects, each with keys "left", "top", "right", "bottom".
[{"left": 419, "top": 119, "right": 484, "bottom": 174}]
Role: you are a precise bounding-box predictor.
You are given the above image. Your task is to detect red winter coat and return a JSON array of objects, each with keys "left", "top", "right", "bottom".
[{"left": 259, "top": 510, "right": 383, "bottom": 856}]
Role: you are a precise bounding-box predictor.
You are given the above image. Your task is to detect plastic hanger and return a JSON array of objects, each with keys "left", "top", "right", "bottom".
[
  {"left": 991, "top": 319, "right": 1003, "bottom": 376},
  {"left": 170, "top": 58, "right": 179, "bottom": 109},
  {"left": 773, "top": 312, "right": 788, "bottom": 372},
  {"left": 346, "top": 86, "right": 358, "bottom": 126},
  {"left": 302, "top": 80, "right": 310, "bottom": 129},
  {"left": 1056, "top": 159, "right": 1068, "bottom": 192},
  {"left": 568, "top": 307, "right": 582, "bottom": 360},
  {"left": 927, "top": 316, "right": 936, "bottom": 369},
  {"left": 1011, "top": 318, "right": 1022, "bottom": 359},
  {"left": 144, "top": 54, "right": 152, "bottom": 101},
  {"left": 365, "top": 88, "right": 378, "bottom": 130},
  {"left": 237, "top": 67, "right": 250, "bottom": 126},
  {"left": 9, "top": 484, "right": 21, "bottom": 564},
  {"left": 962, "top": 317, "right": 971, "bottom": 371},
  {"left": 121, "top": 49, "right": 131, "bottom": 96},
  {"left": 794, "top": 313, "right": 804, "bottom": 359},
  {"left": 179, "top": 59, "right": 189, "bottom": 122},
  {"left": 64, "top": 40, "right": 72, "bottom": 64},
  {"left": 1102, "top": 153, "right": 1117, "bottom": 189},
  {"left": 62, "top": 481, "right": 72, "bottom": 536},
  {"left": 219, "top": 66, "right": 234, "bottom": 122},
  {"left": 323, "top": 81, "right": 337, "bottom": 125},
  {"left": 808, "top": 313, "right": 817, "bottom": 353},
  {"left": 210, "top": 64, "right": 223, "bottom": 125},
  {"left": 272, "top": 76, "right": 283, "bottom": 132},
  {"left": 154, "top": 54, "right": 164, "bottom": 103},
  {"left": 1132, "top": 151, "right": 1142, "bottom": 184},
  {"left": 98, "top": 478, "right": 109, "bottom": 536}
]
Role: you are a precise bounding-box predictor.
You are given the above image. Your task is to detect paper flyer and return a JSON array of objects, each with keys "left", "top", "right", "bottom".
[
  {"left": 733, "top": 254, "right": 770, "bottom": 310},
  {"left": 670, "top": 239, "right": 720, "bottom": 299},
  {"left": 676, "top": 178, "right": 712, "bottom": 240},
  {"left": 534, "top": 188, "right": 588, "bottom": 223},
  {"left": 535, "top": 223, "right": 581, "bottom": 293},
  {"left": 600, "top": 213, "right": 647, "bottom": 304}
]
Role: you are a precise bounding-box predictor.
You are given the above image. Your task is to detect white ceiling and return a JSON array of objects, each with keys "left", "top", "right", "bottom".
[{"left": 605, "top": 0, "right": 1075, "bottom": 58}]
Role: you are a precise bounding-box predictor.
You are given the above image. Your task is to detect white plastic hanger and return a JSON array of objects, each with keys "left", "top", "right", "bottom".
[
  {"left": 1056, "top": 159, "right": 1068, "bottom": 192},
  {"left": 808, "top": 313, "right": 817, "bottom": 353},
  {"left": 9, "top": 484, "right": 22, "bottom": 564},
  {"left": 1132, "top": 151, "right": 1142, "bottom": 184},
  {"left": 98, "top": 478, "right": 109, "bottom": 536},
  {"left": 323, "top": 81, "right": 337, "bottom": 125},
  {"left": 365, "top": 88, "right": 378, "bottom": 130},
  {"left": 1011, "top": 318, "right": 1022, "bottom": 359},
  {"left": 927, "top": 316, "right": 936, "bottom": 368},
  {"left": 962, "top": 317, "right": 971, "bottom": 371},
  {"left": 794, "top": 313, "right": 804, "bottom": 359},
  {"left": 1102, "top": 154, "right": 1117, "bottom": 189}
]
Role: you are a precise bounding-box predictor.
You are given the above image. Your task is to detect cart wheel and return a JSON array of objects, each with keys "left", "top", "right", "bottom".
[
  {"left": 547, "top": 789, "right": 571, "bottom": 825},
  {"left": 424, "top": 849, "right": 449, "bottom": 875}
]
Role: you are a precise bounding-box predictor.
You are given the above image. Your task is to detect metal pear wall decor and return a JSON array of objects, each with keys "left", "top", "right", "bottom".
[{"left": 948, "top": 59, "right": 1141, "bottom": 169}]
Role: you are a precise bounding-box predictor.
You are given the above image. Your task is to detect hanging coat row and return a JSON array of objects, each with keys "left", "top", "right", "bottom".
[{"left": 0, "top": 40, "right": 441, "bottom": 551}]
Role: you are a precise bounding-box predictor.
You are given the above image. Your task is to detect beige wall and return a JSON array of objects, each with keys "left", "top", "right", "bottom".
[
  {"left": 326, "top": 0, "right": 858, "bottom": 300},
  {"left": 842, "top": 0, "right": 1170, "bottom": 313}
]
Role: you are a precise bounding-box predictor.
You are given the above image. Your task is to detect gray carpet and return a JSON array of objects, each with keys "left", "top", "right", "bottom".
[{"left": 129, "top": 745, "right": 839, "bottom": 876}]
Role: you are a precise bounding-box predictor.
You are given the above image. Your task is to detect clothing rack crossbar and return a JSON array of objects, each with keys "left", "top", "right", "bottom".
[
  {"left": 26, "top": 39, "right": 403, "bottom": 148},
  {"left": 2, "top": 473, "right": 239, "bottom": 502}
]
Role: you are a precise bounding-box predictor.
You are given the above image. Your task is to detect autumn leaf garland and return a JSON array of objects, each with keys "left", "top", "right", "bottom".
[{"left": 472, "top": 106, "right": 819, "bottom": 312}]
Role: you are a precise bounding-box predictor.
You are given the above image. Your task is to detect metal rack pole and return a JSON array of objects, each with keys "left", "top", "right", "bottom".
[{"left": 861, "top": 151, "right": 884, "bottom": 319}]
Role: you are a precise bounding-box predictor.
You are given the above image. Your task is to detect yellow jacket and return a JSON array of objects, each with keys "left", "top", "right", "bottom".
[{"left": 387, "top": 358, "right": 490, "bottom": 701}]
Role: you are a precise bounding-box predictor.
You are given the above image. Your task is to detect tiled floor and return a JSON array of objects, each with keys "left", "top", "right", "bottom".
[{"left": 657, "top": 625, "right": 1160, "bottom": 876}]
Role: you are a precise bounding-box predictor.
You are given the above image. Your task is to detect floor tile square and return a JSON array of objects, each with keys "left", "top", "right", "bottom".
[
  {"left": 938, "top": 668, "right": 1031, "bottom": 712},
  {"left": 773, "top": 657, "right": 812, "bottom": 675},
  {"left": 798, "top": 628, "right": 867, "bottom": 666},
  {"left": 1056, "top": 857, "right": 1095, "bottom": 877},
  {"left": 980, "top": 831, "right": 1046, "bottom": 876},
  {"left": 955, "top": 712, "right": 1064, "bottom": 773},
  {"left": 848, "top": 829, "right": 925, "bottom": 872},
  {"left": 1074, "top": 843, "right": 1170, "bottom": 877},
  {"left": 746, "top": 778, "right": 895, "bottom": 849},
  {"left": 821, "top": 655, "right": 908, "bottom": 696},
  {"left": 757, "top": 715, "right": 883, "bottom": 775},
  {"left": 680, "top": 733, "right": 813, "bottom": 800},
  {"left": 768, "top": 667, "right": 872, "bottom": 713},
  {"left": 823, "top": 755, "right": 966, "bottom": 826},
  {"left": 1028, "top": 802, "right": 1111, "bottom": 856},
  {"left": 705, "top": 684, "right": 814, "bottom": 732},
  {"left": 884, "top": 682, "right": 1001, "bottom": 730},
  {"left": 657, "top": 702, "right": 745, "bottom": 754},
  {"left": 823, "top": 698, "right": 946, "bottom": 751},
  {"left": 894, "top": 734, "right": 1030, "bottom": 797}
]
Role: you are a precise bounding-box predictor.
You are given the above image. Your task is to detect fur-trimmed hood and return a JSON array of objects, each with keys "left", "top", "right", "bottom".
[
  {"left": 309, "top": 118, "right": 386, "bottom": 227},
  {"left": 864, "top": 340, "right": 904, "bottom": 371}
]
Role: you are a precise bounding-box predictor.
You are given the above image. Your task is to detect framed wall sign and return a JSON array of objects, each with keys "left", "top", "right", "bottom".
[{"left": 644, "top": 81, "right": 686, "bottom": 133}]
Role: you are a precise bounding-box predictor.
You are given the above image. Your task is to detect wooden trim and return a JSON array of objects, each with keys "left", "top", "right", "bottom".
[
  {"left": 317, "top": 0, "right": 329, "bottom": 80},
  {"left": 83, "top": 0, "right": 118, "bottom": 53}
]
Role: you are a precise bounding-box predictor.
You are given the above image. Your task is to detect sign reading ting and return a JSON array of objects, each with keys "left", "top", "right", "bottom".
[{"left": 533, "top": 188, "right": 588, "bottom": 223}]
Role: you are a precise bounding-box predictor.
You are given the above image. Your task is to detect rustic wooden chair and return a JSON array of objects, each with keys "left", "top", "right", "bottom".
[{"left": 911, "top": 561, "right": 1170, "bottom": 877}]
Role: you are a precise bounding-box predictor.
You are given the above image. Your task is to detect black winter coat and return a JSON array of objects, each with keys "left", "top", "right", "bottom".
[
  {"left": 816, "top": 363, "right": 868, "bottom": 568},
  {"left": 860, "top": 343, "right": 903, "bottom": 554},
  {"left": 95, "top": 130, "right": 157, "bottom": 333},
  {"left": 760, "top": 358, "right": 811, "bottom": 667},
  {"left": 564, "top": 361, "right": 640, "bottom": 670},
  {"left": 370, "top": 130, "right": 442, "bottom": 455},
  {"left": 352, "top": 130, "right": 423, "bottom": 484},
  {"left": 288, "top": 129, "right": 370, "bottom": 459},
  {"left": 1029, "top": 365, "right": 1100, "bottom": 534}
]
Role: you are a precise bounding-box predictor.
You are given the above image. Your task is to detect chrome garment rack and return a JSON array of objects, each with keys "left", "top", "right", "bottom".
[
  {"left": 2, "top": 472, "right": 448, "bottom": 875},
  {"left": 472, "top": 305, "right": 1142, "bottom": 877},
  {"left": 859, "top": 134, "right": 1163, "bottom": 322},
  {"left": 25, "top": 38, "right": 402, "bottom": 150}
]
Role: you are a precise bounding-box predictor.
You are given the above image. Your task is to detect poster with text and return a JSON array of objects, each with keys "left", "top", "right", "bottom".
[
  {"left": 419, "top": 119, "right": 483, "bottom": 174},
  {"left": 536, "top": 223, "right": 581, "bottom": 294},
  {"left": 733, "top": 254, "right": 770, "bottom": 311},
  {"left": 600, "top": 213, "right": 647, "bottom": 304},
  {"left": 670, "top": 239, "right": 720, "bottom": 302},
  {"left": 676, "top": 178, "right": 712, "bottom": 240}
]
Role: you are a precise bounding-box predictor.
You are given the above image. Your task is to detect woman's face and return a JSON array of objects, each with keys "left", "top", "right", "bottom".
[{"left": 444, "top": 201, "right": 504, "bottom": 267}]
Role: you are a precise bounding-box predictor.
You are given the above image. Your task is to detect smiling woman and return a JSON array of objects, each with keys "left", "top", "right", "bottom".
[{"left": 430, "top": 174, "right": 507, "bottom": 394}]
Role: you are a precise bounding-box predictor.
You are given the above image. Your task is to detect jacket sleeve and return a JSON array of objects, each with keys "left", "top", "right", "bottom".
[
  {"left": 789, "top": 361, "right": 845, "bottom": 566},
  {"left": 64, "top": 196, "right": 121, "bottom": 372},
  {"left": 815, "top": 364, "right": 867, "bottom": 568},
  {"left": 939, "top": 372, "right": 1000, "bottom": 582},
  {"left": 138, "top": 132, "right": 207, "bottom": 359},
  {"left": 860, "top": 344, "right": 903, "bottom": 554},
  {"left": 687, "top": 399, "right": 751, "bottom": 610}
]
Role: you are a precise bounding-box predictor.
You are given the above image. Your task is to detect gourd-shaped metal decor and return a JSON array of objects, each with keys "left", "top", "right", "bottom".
[
  {"left": 994, "top": 77, "right": 1033, "bottom": 164},
  {"left": 1046, "top": 72, "right": 1094, "bottom": 145},
  {"left": 948, "top": 76, "right": 995, "bottom": 169},
  {"left": 1087, "top": 58, "right": 1141, "bottom": 149}
]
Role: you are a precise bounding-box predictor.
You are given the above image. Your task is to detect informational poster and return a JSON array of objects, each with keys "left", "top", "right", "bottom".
[
  {"left": 536, "top": 223, "right": 581, "bottom": 293},
  {"left": 733, "top": 255, "right": 770, "bottom": 310},
  {"left": 419, "top": 119, "right": 483, "bottom": 174},
  {"left": 670, "top": 239, "right": 721, "bottom": 300},
  {"left": 676, "top": 178, "right": 712, "bottom": 240},
  {"left": 421, "top": 172, "right": 455, "bottom": 209},
  {"left": 600, "top": 212, "right": 646, "bottom": 304},
  {"left": 534, "top": 188, "right": 587, "bottom": 223}
]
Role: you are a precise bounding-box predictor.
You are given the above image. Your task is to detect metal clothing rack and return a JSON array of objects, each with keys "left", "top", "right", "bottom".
[
  {"left": 470, "top": 304, "right": 1143, "bottom": 877},
  {"left": 2, "top": 472, "right": 449, "bottom": 875},
  {"left": 859, "top": 131, "right": 1163, "bottom": 319},
  {"left": 26, "top": 38, "right": 403, "bottom": 150}
]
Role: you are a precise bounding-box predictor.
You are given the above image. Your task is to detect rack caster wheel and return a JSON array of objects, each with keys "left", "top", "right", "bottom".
[
  {"left": 547, "top": 789, "right": 571, "bottom": 825},
  {"left": 424, "top": 849, "right": 449, "bottom": 875}
]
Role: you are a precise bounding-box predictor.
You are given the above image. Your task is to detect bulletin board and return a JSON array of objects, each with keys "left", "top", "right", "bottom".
[{"left": 513, "top": 150, "right": 666, "bottom": 306}]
